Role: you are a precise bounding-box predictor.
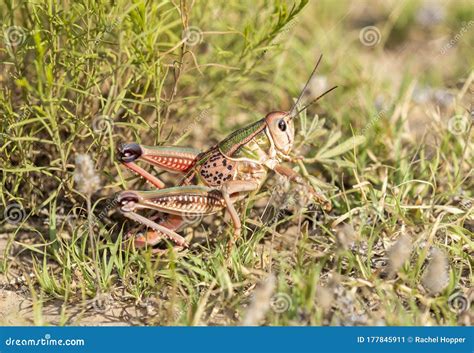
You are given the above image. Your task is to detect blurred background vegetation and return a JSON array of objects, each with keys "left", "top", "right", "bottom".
[{"left": 0, "top": 0, "right": 472, "bottom": 326}]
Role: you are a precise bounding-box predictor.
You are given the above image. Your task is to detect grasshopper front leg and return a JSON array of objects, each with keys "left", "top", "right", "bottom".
[
  {"left": 274, "top": 164, "right": 332, "bottom": 211},
  {"left": 220, "top": 180, "right": 260, "bottom": 254},
  {"left": 118, "top": 143, "right": 200, "bottom": 188}
]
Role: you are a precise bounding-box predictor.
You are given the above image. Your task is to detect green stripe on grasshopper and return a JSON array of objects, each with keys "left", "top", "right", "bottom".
[
  {"left": 218, "top": 119, "right": 267, "bottom": 156},
  {"left": 140, "top": 145, "right": 201, "bottom": 156}
]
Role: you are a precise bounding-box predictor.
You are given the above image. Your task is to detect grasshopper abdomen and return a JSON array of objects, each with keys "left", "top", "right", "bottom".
[{"left": 194, "top": 147, "right": 238, "bottom": 186}]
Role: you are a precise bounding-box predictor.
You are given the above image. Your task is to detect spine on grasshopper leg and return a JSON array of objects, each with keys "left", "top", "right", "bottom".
[{"left": 119, "top": 186, "right": 226, "bottom": 215}]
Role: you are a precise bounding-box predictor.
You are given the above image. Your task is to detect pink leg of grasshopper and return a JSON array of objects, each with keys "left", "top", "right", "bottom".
[
  {"left": 133, "top": 214, "right": 186, "bottom": 250},
  {"left": 117, "top": 186, "right": 227, "bottom": 250},
  {"left": 118, "top": 181, "right": 259, "bottom": 256},
  {"left": 118, "top": 143, "right": 201, "bottom": 250},
  {"left": 123, "top": 212, "right": 188, "bottom": 248},
  {"left": 118, "top": 143, "right": 200, "bottom": 189}
]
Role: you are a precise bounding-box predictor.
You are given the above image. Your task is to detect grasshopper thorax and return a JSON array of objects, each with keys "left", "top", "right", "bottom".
[{"left": 264, "top": 111, "right": 294, "bottom": 155}]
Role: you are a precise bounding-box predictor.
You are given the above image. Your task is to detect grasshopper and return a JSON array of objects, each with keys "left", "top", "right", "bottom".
[{"left": 117, "top": 55, "right": 336, "bottom": 252}]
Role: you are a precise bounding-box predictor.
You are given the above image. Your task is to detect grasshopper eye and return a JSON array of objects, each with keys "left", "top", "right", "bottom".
[{"left": 278, "top": 119, "right": 287, "bottom": 132}]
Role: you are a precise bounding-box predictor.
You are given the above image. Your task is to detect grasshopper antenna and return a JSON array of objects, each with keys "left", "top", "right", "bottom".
[
  {"left": 289, "top": 54, "right": 323, "bottom": 117},
  {"left": 291, "top": 85, "right": 338, "bottom": 119}
]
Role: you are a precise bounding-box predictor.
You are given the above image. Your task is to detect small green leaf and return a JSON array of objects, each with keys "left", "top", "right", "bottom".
[{"left": 317, "top": 135, "right": 366, "bottom": 159}]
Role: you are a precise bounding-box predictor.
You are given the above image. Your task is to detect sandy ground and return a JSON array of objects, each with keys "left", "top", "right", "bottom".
[
  {"left": 0, "top": 233, "right": 140, "bottom": 326},
  {"left": 0, "top": 233, "right": 30, "bottom": 325}
]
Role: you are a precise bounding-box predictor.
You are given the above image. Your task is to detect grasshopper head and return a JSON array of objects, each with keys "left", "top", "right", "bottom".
[{"left": 265, "top": 111, "right": 294, "bottom": 155}]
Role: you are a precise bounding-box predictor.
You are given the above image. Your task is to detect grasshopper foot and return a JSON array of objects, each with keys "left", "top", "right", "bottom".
[
  {"left": 310, "top": 190, "right": 332, "bottom": 212},
  {"left": 134, "top": 230, "right": 189, "bottom": 252},
  {"left": 225, "top": 228, "right": 240, "bottom": 260}
]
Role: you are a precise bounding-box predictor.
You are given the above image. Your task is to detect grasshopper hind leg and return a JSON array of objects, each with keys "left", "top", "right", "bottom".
[
  {"left": 122, "top": 211, "right": 188, "bottom": 250},
  {"left": 118, "top": 186, "right": 227, "bottom": 252},
  {"left": 118, "top": 143, "right": 200, "bottom": 189},
  {"left": 132, "top": 214, "right": 188, "bottom": 253}
]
